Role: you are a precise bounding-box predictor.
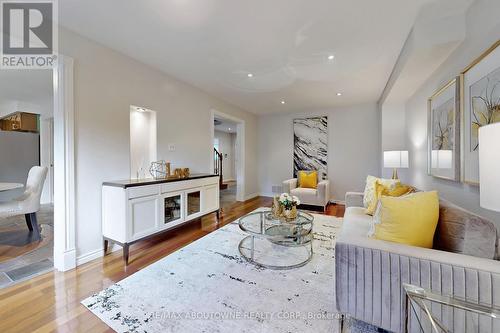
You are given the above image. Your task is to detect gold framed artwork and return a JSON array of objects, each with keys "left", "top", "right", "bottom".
[
  {"left": 428, "top": 77, "right": 461, "bottom": 181},
  {"left": 461, "top": 40, "right": 500, "bottom": 185}
]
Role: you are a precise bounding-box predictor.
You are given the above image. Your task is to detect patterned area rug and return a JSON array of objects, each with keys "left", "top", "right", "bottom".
[{"left": 82, "top": 209, "right": 343, "bottom": 332}]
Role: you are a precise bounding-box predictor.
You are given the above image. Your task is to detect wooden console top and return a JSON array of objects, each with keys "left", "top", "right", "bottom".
[{"left": 103, "top": 174, "right": 218, "bottom": 188}]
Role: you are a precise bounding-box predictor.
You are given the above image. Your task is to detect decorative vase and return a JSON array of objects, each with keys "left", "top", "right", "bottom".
[
  {"left": 271, "top": 196, "right": 283, "bottom": 219},
  {"left": 173, "top": 168, "right": 182, "bottom": 178},
  {"left": 283, "top": 206, "right": 298, "bottom": 221}
]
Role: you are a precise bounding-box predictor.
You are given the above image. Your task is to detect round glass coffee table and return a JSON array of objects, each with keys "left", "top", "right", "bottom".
[{"left": 238, "top": 210, "right": 314, "bottom": 270}]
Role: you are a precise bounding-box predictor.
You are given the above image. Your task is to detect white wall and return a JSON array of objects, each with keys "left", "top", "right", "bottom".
[
  {"left": 380, "top": 103, "right": 410, "bottom": 180},
  {"left": 0, "top": 99, "right": 52, "bottom": 119},
  {"left": 404, "top": 0, "right": 500, "bottom": 228},
  {"left": 258, "top": 103, "right": 380, "bottom": 202},
  {"left": 214, "top": 130, "right": 236, "bottom": 181},
  {"left": 0, "top": 100, "right": 17, "bottom": 117},
  {"left": 58, "top": 28, "right": 259, "bottom": 260}
]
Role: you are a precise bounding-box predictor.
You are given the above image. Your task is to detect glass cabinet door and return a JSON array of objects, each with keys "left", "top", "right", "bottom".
[
  {"left": 187, "top": 190, "right": 201, "bottom": 217},
  {"left": 164, "top": 194, "right": 182, "bottom": 224}
]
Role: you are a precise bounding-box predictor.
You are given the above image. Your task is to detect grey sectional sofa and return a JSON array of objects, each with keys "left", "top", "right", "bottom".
[{"left": 335, "top": 192, "right": 500, "bottom": 332}]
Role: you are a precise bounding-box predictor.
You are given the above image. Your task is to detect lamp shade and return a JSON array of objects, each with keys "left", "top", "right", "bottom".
[
  {"left": 479, "top": 123, "right": 500, "bottom": 212},
  {"left": 384, "top": 151, "right": 409, "bottom": 168}
]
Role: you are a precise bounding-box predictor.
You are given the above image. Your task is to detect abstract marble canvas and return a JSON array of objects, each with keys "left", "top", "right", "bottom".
[{"left": 293, "top": 117, "right": 328, "bottom": 179}]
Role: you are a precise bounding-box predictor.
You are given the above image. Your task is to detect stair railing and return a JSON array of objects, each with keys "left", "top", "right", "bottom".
[{"left": 214, "top": 148, "right": 223, "bottom": 187}]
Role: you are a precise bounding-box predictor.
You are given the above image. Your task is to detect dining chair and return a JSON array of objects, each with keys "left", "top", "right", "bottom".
[{"left": 0, "top": 166, "right": 48, "bottom": 240}]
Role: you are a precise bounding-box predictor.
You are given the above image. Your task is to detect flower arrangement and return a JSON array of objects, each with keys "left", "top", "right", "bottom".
[
  {"left": 278, "top": 193, "right": 301, "bottom": 209},
  {"left": 271, "top": 193, "right": 300, "bottom": 221}
]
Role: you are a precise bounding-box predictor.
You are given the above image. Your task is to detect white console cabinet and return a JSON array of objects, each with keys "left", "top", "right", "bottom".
[{"left": 102, "top": 175, "right": 220, "bottom": 264}]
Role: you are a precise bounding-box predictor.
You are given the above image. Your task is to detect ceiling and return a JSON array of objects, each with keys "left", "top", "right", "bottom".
[
  {"left": 59, "top": 0, "right": 436, "bottom": 114},
  {"left": 381, "top": 0, "right": 474, "bottom": 104}
]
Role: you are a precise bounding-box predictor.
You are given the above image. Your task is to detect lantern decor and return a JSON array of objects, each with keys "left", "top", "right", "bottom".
[{"left": 149, "top": 160, "right": 169, "bottom": 179}]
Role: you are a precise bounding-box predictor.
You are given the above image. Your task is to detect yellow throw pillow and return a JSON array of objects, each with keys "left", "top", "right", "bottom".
[
  {"left": 371, "top": 191, "right": 439, "bottom": 249},
  {"left": 298, "top": 171, "right": 318, "bottom": 189},
  {"left": 385, "top": 183, "right": 415, "bottom": 197},
  {"left": 365, "top": 182, "right": 414, "bottom": 215},
  {"left": 363, "top": 175, "right": 400, "bottom": 208},
  {"left": 366, "top": 181, "right": 385, "bottom": 215}
]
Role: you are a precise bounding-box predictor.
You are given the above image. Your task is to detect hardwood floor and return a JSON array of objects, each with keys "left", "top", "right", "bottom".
[
  {"left": 0, "top": 225, "right": 45, "bottom": 262},
  {"left": 0, "top": 205, "right": 53, "bottom": 264},
  {"left": 0, "top": 197, "right": 344, "bottom": 333}
]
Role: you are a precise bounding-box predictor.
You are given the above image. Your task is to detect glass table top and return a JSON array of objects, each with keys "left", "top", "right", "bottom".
[{"left": 238, "top": 210, "right": 314, "bottom": 238}]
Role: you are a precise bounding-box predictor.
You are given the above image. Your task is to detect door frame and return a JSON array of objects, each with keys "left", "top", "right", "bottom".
[
  {"left": 209, "top": 109, "right": 245, "bottom": 202},
  {"left": 40, "top": 117, "right": 54, "bottom": 204},
  {"left": 52, "top": 55, "right": 76, "bottom": 272}
]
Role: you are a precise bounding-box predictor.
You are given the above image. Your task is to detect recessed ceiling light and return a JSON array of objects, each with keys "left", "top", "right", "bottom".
[
  {"left": 336, "top": 92, "right": 342, "bottom": 96},
  {"left": 247, "top": 73, "right": 253, "bottom": 78},
  {"left": 281, "top": 100, "right": 286, "bottom": 104},
  {"left": 328, "top": 55, "right": 335, "bottom": 60},
  {"left": 228, "top": 128, "right": 231, "bottom": 131}
]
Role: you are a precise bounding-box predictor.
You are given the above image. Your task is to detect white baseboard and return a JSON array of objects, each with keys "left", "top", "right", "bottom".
[
  {"left": 244, "top": 192, "right": 260, "bottom": 201},
  {"left": 331, "top": 199, "right": 346, "bottom": 205},
  {"left": 54, "top": 248, "right": 76, "bottom": 272},
  {"left": 76, "top": 244, "right": 121, "bottom": 266},
  {"left": 76, "top": 248, "right": 103, "bottom": 266}
]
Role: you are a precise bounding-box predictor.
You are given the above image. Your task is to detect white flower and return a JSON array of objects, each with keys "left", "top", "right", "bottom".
[
  {"left": 295, "top": 198, "right": 301, "bottom": 206},
  {"left": 279, "top": 193, "right": 288, "bottom": 202}
]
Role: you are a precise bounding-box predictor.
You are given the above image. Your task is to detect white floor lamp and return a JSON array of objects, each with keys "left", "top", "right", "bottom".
[{"left": 479, "top": 123, "right": 500, "bottom": 212}]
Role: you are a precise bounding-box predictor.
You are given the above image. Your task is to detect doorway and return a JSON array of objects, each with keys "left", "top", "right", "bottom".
[
  {"left": 0, "top": 70, "right": 55, "bottom": 288},
  {"left": 210, "top": 110, "right": 245, "bottom": 209}
]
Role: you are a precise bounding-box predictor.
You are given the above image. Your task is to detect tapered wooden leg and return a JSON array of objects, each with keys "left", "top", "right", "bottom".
[
  {"left": 25, "top": 213, "right": 41, "bottom": 240},
  {"left": 103, "top": 239, "right": 109, "bottom": 254},
  {"left": 31, "top": 213, "right": 41, "bottom": 240},
  {"left": 25, "top": 214, "right": 33, "bottom": 231},
  {"left": 216, "top": 209, "right": 220, "bottom": 225},
  {"left": 123, "top": 243, "right": 129, "bottom": 265}
]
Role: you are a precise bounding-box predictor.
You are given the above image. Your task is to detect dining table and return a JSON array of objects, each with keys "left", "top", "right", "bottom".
[{"left": 0, "top": 183, "right": 24, "bottom": 192}]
